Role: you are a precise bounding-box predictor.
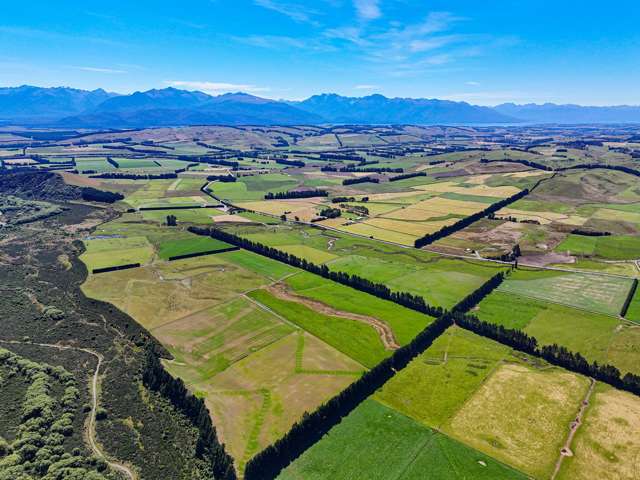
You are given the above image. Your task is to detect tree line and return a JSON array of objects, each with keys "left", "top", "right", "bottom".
[
  {"left": 321, "top": 165, "right": 403, "bottom": 174},
  {"left": 342, "top": 176, "right": 379, "bottom": 186},
  {"left": 81, "top": 187, "right": 124, "bottom": 203},
  {"left": 275, "top": 158, "right": 306, "bottom": 167},
  {"left": 557, "top": 163, "right": 640, "bottom": 177},
  {"left": 90, "top": 172, "right": 178, "bottom": 180},
  {"left": 189, "top": 226, "right": 444, "bottom": 318},
  {"left": 389, "top": 172, "right": 427, "bottom": 182},
  {"left": 414, "top": 189, "right": 530, "bottom": 248},
  {"left": 621, "top": 279, "right": 638, "bottom": 318},
  {"left": 207, "top": 174, "right": 237, "bottom": 182},
  {"left": 264, "top": 190, "right": 329, "bottom": 200},
  {"left": 319, "top": 207, "right": 341, "bottom": 218}
]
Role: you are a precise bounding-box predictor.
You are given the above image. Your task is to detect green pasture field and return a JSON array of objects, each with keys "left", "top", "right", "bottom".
[
  {"left": 285, "top": 271, "right": 435, "bottom": 345},
  {"left": 375, "top": 327, "right": 511, "bottom": 428},
  {"left": 141, "top": 207, "right": 221, "bottom": 224},
  {"left": 497, "top": 268, "right": 633, "bottom": 316},
  {"left": 278, "top": 399, "right": 527, "bottom": 480},
  {"left": 556, "top": 234, "right": 640, "bottom": 260},
  {"left": 115, "top": 158, "right": 161, "bottom": 169},
  {"left": 75, "top": 157, "right": 117, "bottom": 172},
  {"left": 276, "top": 244, "right": 337, "bottom": 264},
  {"left": 169, "top": 177, "right": 208, "bottom": 192},
  {"left": 157, "top": 236, "right": 233, "bottom": 260},
  {"left": 224, "top": 223, "right": 506, "bottom": 309},
  {"left": 80, "top": 235, "right": 155, "bottom": 270},
  {"left": 218, "top": 249, "right": 297, "bottom": 280},
  {"left": 208, "top": 173, "right": 299, "bottom": 202},
  {"left": 475, "top": 291, "right": 640, "bottom": 374},
  {"left": 247, "top": 289, "right": 386, "bottom": 368},
  {"left": 626, "top": 288, "right": 640, "bottom": 322},
  {"left": 330, "top": 254, "right": 505, "bottom": 309}
]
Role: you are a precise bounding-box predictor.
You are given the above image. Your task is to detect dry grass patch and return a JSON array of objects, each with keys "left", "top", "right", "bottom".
[
  {"left": 558, "top": 385, "right": 640, "bottom": 480},
  {"left": 365, "top": 217, "right": 455, "bottom": 236},
  {"left": 446, "top": 363, "right": 590, "bottom": 479},
  {"left": 340, "top": 222, "right": 418, "bottom": 245}
]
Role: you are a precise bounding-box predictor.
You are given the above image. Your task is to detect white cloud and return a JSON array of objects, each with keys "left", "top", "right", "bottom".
[
  {"left": 73, "top": 66, "right": 126, "bottom": 74},
  {"left": 466, "top": 81, "right": 480, "bottom": 86},
  {"left": 354, "top": 0, "right": 381, "bottom": 20},
  {"left": 354, "top": 84, "right": 379, "bottom": 90},
  {"left": 253, "top": 0, "right": 319, "bottom": 24},
  {"left": 165, "top": 81, "right": 271, "bottom": 95}
]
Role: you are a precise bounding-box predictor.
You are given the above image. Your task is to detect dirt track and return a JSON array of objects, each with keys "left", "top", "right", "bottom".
[
  {"left": 267, "top": 282, "right": 400, "bottom": 350},
  {"left": 550, "top": 378, "right": 596, "bottom": 480},
  {"left": 0, "top": 339, "right": 136, "bottom": 480}
]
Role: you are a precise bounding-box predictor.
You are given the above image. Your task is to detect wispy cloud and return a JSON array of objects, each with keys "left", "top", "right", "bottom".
[
  {"left": 353, "top": 0, "right": 381, "bottom": 21},
  {"left": 166, "top": 80, "right": 271, "bottom": 95},
  {"left": 253, "top": 0, "right": 320, "bottom": 24},
  {"left": 354, "top": 84, "right": 379, "bottom": 90},
  {"left": 0, "top": 26, "right": 127, "bottom": 47},
  {"left": 466, "top": 81, "right": 480, "bottom": 86},
  {"left": 232, "top": 34, "right": 336, "bottom": 52},
  {"left": 73, "top": 66, "right": 126, "bottom": 74}
]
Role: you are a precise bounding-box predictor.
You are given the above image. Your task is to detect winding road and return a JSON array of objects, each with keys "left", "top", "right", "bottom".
[{"left": 0, "top": 339, "right": 136, "bottom": 480}]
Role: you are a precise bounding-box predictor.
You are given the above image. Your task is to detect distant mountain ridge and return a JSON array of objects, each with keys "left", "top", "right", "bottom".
[
  {"left": 0, "top": 85, "right": 639, "bottom": 127},
  {"left": 291, "top": 93, "right": 516, "bottom": 124}
]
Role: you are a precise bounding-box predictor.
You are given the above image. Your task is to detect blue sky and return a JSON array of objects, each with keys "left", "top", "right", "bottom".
[{"left": 1, "top": 1, "right": 639, "bottom": 105}]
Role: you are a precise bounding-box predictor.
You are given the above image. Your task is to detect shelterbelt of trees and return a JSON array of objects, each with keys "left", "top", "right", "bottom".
[{"left": 189, "top": 226, "right": 640, "bottom": 479}]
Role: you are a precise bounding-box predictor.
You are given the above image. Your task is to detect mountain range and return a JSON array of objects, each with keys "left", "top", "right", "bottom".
[{"left": 1, "top": 85, "right": 639, "bottom": 127}]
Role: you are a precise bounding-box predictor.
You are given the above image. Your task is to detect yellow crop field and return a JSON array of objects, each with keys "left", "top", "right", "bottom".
[
  {"left": 497, "top": 208, "right": 589, "bottom": 226},
  {"left": 505, "top": 170, "right": 549, "bottom": 178},
  {"left": 340, "top": 222, "right": 417, "bottom": 245},
  {"left": 383, "top": 197, "right": 487, "bottom": 221},
  {"left": 464, "top": 174, "right": 491, "bottom": 184},
  {"left": 237, "top": 200, "right": 321, "bottom": 221},
  {"left": 365, "top": 217, "right": 456, "bottom": 237}
]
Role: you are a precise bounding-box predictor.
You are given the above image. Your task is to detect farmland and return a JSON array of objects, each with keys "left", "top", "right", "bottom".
[
  {"left": 283, "top": 325, "right": 638, "bottom": 480},
  {"left": 5, "top": 123, "right": 640, "bottom": 480}
]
